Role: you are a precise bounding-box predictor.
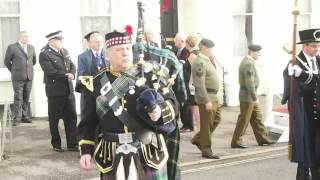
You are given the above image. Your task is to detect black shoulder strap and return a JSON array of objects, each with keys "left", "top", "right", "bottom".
[{"left": 100, "top": 73, "right": 141, "bottom": 131}]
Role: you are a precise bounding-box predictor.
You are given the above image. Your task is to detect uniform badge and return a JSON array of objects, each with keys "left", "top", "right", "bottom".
[{"left": 79, "top": 76, "right": 94, "bottom": 92}]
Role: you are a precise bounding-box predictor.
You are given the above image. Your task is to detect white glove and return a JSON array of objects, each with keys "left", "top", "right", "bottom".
[
  {"left": 288, "top": 63, "right": 302, "bottom": 77},
  {"left": 288, "top": 63, "right": 294, "bottom": 76}
]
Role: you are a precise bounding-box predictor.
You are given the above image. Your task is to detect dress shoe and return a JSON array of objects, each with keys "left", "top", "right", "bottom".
[
  {"left": 53, "top": 147, "right": 65, "bottom": 152},
  {"left": 21, "top": 119, "right": 32, "bottom": 123},
  {"left": 67, "top": 147, "right": 79, "bottom": 152},
  {"left": 202, "top": 154, "right": 220, "bottom": 159},
  {"left": 231, "top": 144, "right": 249, "bottom": 149},
  {"left": 258, "top": 141, "right": 276, "bottom": 146},
  {"left": 190, "top": 140, "right": 201, "bottom": 151}
]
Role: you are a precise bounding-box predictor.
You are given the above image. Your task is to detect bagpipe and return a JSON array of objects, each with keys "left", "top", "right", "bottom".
[{"left": 132, "top": 1, "right": 187, "bottom": 104}]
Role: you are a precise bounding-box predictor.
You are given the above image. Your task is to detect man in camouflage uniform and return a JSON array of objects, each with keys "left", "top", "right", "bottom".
[{"left": 231, "top": 44, "right": 275, "bottom": 149}]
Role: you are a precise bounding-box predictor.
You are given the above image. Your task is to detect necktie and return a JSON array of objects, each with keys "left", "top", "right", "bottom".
[{"left": 96, "top": 52, "right": 102, "bottom": 69}]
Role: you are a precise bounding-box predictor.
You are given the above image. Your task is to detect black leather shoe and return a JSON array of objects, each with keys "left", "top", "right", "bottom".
[
  {"left": 258, "top": 141, "right": 276, "bottom": 146},
  {"left": 231, "top": 144, "right": 248, "bottom": 148},
  {"left": 191, "top": 140, "right": 201, "bottom": 151},
  {"left": 202, "top": 154, "right": 220, "bottom": 159},
  {"left": 22, "top": 119, "right": 32, "bottom": 123},
  {"left": 53, "top": 147, "right": 64, "bottom": 152},
  {"left": 67, "top": 147, "right": 79, "bottom": 152}
]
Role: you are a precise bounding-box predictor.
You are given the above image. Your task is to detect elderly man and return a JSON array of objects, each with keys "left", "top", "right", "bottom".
[
  {"left": 4, "top": 31, "right": 36, "bottom": 126},
  {"left": 231, "top": 44, "right": 274, "bottom": 149},
  {"left": 283, "top": 28, "right": 320, "bottom": 180},
  {"left": 231, "top": 44, "right": 274, "bottom": 148},
  {"left": 190, "top": 38, "right": 221, "bottom": 159},
  {"left": 76, "top": 32, "right": 106, "bottom": 111},
  {"left": 78, "top": 27, "right": 180, "bottom": 179},
  {"left": 174, "top": 33, "right": 194, "bottom": 133},
  {"left": 39, "top": 31, "right": 78, "bottom": 152}
]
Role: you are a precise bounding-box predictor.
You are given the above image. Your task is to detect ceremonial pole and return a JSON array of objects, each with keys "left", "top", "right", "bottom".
[{"left": 288, "top": 0, "right": 299, "bottom": 160}]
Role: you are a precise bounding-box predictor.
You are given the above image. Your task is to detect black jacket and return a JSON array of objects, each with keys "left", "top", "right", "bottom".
[{"left": 39, "top": 44, "right": 76, "bottom": 97}]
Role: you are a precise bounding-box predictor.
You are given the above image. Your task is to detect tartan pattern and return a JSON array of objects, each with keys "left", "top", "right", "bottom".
[
  {"left": 101, "top": 162, "right": 168, "bottom": 180},
  {"left": 95, "top": 70, "right": 137, "bottom": 119},
  {"left": 164, "top": 127, "right": 181, "bottom": 180}
]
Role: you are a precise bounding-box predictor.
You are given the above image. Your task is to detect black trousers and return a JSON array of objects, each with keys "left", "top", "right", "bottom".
[
  {"left": 297, "top": 163, "right": 320, "bottom": 180},
  {"left": 180, "top": 103, "right": 194, "bottom": 130},
  {"left": 48, "top": 94, "right": 77, "bottom": 148}
]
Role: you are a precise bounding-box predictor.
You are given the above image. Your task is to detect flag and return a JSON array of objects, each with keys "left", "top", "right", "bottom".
[{"left": 160, "top": 0, "right": 170, "bottom": 13}]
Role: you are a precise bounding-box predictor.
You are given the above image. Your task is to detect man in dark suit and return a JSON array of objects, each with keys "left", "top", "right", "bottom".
[
  {"left": 39, "top": 31, "right": 77, "bottom": 152},
  {"left": 174, "top": 33, "right": 194, "bottom": 133},
  {"left": 76, "top": 32, "right": 106, "bottom": 112},
  {"left": 4, "top": 31, "right": 36, "bottom": 126},
  {"left": 284, "top": 28, "right": 320, "bottom": 180}
]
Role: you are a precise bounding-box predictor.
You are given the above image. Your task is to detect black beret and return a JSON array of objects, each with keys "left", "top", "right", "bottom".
[
  {"left": 200, "top": 38, "right": 215, "bottom": 48},
  {"left": 45, "top": 31, "right": 63, "bottom": 40},
  {"left": 297, "top": 29, "right": 320, "bottom": 44},
  {"left": 84, "top": 31, "right": 100, "bottom": 41},
  {"left": 248, "top": 44, "right": 262, "bottom": 52}
]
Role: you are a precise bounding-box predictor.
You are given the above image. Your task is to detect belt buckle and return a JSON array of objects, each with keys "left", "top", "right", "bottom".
[{"left": 118, "top": 132, "right": 133, "bottom": 144}]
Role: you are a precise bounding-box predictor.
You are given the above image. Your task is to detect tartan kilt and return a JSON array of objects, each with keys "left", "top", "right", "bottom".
[
  {"left": 164, "top": 127, "right": 181, "bottom": 180},
  {"left": 100, "top": 163, "right": 168, "bottom": 180}
]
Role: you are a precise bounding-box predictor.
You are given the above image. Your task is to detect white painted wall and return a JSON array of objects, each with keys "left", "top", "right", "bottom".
[
  {"left": 0, "top": 0, "right": 160, "bottom": 117},
  {"left": 2, "top": 0, "right": 320, "bottom": 116},
  {"left": 178, "top": 0, "right": 320, "bottom": 106}
]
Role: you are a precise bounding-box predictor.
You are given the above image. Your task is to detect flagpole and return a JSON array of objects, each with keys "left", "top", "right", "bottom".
[{"left": 288, "top": 0, "right": 299, "bottom": 160}]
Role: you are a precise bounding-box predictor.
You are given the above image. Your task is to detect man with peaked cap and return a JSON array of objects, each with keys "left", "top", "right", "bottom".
[
  {"left": 76, "top": 31, "right": 106, "bottom": 112},
  {"left": 77, "top": 26, "right": 180, "bottom": 179},
  {"left": 230, "top": 44, "right": 275, "bottom": 149},
  {"left": 39, "top": 31, "right": 78, "bottom": 152},
  {"left": 190, "top": 38, "right": 221, "bottom": 159},
  {"left": 283, "top": 28, "right": 320, "bottom": 180},
  {"left": 4, "top": 31, "right": 36, "bottom": 126}
]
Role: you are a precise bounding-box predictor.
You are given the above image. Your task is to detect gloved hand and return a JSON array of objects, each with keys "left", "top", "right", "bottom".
[{"left": 288, "top": 63, "right": 302, "bottom": 77}]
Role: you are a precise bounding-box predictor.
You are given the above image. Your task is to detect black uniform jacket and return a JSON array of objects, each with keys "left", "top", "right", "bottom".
[
  {"left": 77, "top": 68, "right": 179, "bottom": 155},
  {"left": 39, "top": 44, "right": 76, "bottom": 97}
]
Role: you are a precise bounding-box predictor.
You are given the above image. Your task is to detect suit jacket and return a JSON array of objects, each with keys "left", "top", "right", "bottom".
[
  {"left": 175, "top": 47, "right": 189, "bottom": 61},
  {"left": 39, "top": 44, "right": 76, "bottom": 97},
  {"left": 75, "top": 49, "right": 106, "bottom": 92},
  {"left": 76, "top": 49, "right": 106, "bottom": 79},
  {"left": 4, "top": 42, "right": 36, "bottom": 81}
]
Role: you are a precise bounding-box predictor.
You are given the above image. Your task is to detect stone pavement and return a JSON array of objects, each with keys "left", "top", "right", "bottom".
[{"left": 0, "top": 96, "right": 289, "bottom": 180}]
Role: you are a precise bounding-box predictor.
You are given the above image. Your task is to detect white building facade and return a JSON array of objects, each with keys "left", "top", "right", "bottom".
[{"left": 0, "top": 0, "right": 319, "bottom": 117}]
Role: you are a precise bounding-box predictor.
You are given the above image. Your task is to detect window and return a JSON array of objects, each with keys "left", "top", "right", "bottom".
[
  {"left": 80, "top": 0, "right": 111, "bottom": 50},
  {"left": 233, "top": 0, "right": 253, "bottom": 57},
  {"left": 298, "top": 0, "right": 311, "bottom": 30},
  {"left": 0, "top": 0, "right": 20, "bottom": 68}
]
